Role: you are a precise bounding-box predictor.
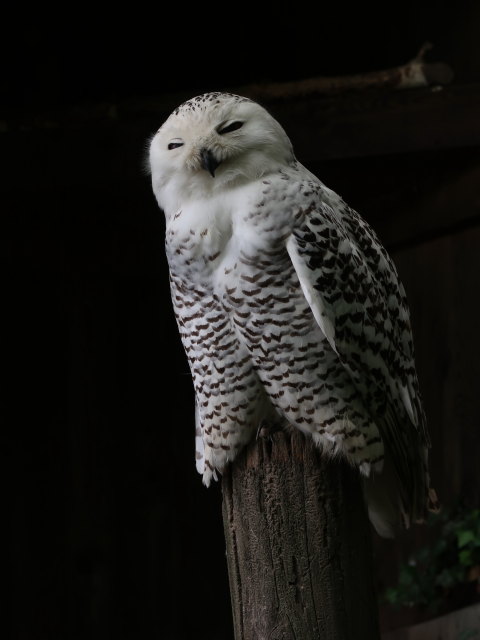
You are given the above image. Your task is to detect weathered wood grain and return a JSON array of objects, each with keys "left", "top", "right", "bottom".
[{"left": 222, "top": 430, "right": 380, "bottom": 640}]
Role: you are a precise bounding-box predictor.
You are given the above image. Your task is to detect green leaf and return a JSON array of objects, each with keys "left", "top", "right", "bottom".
[
  {"left": 383, "top": 504, "right": 480, "bottom": 611},
  {"left": 459, "top": 549, "right": 473, "bottom": 566},
  {"left": 458, "top": 530, "right": 476, "bottom": 548}
]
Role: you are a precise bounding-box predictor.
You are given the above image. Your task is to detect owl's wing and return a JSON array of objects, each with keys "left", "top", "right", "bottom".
[{"left": 286, "top": 195, "right": 431, "bottom": 521}]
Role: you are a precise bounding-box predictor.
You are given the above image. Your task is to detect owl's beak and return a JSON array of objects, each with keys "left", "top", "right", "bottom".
[{"left": 200, "top": 148, "right": 221, "bottom": 178}]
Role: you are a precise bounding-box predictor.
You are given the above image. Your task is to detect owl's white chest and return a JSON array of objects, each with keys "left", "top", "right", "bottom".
[{"left": 165, "top": 180, "right": 294, "bottom": 290}]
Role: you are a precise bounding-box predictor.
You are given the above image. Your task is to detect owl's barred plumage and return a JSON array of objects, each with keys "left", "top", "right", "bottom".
[{"left": 149, "top": 92, "right": 437, "bottom": 537}]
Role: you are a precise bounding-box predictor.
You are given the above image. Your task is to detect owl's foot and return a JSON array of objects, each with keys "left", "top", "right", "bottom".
[{"left": 256, "top": 419, "right": 283, "bottom": 440}]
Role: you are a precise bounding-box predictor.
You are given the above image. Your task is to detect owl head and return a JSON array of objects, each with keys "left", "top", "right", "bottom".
[{"left": 149, "top": 92, "right": 294, "bottom": 214}]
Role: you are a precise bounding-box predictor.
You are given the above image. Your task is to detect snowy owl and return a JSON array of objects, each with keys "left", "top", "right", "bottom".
[{"left": 149, "top": 92, "right": 437, "bottom": 537}]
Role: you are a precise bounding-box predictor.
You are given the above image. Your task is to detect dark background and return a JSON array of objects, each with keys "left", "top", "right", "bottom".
[
  {"left": 4, "top": 1, "right": 479, "bottom": 116},
  {"left": 4, "top": 2, "right": 480, "bottom": 638}
]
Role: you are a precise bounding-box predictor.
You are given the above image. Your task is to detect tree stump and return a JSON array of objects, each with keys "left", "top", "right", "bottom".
[{"left": 222, "top": 430, "right": 380, "bottom": 640}]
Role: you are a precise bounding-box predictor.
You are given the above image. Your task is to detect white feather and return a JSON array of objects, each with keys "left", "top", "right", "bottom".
[{"left": 286, "top": 235, "right": 337, "bottom": 350}]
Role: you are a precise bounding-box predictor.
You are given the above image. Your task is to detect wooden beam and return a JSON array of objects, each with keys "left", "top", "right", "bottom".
[
  {"left": 266, "top": 84, "right": 480, "bottom": 162},
  {"left": 238, "top": 43, "right": 453, "bottom": 100},
  {"left": 382, "top": 602, "right": 480, "bottom": 640}
]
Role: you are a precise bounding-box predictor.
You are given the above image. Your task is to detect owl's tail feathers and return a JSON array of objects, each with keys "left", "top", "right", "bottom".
[
  {"left": 364, "top": 441, "right": 440, "bottom": 539},
  {"left": 363, "top": 450, "right": 404, "bottom": 538}
]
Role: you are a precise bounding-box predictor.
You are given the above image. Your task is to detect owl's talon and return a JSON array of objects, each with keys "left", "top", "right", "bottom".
[{"left": 257, "top": 420, "right": 282, "bottom": 440}]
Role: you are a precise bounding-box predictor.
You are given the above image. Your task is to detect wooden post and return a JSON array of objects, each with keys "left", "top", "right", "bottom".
[{"left": 222, "top": 430, "right": 380, "bottom": 640}]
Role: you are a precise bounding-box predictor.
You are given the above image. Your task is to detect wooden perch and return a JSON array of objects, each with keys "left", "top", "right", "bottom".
[
  {"left": 239, "top": 42, "right": 454, "bottom": 101},
  {"left": 222, "top": 430, "right": 380, "bottom": 640}
]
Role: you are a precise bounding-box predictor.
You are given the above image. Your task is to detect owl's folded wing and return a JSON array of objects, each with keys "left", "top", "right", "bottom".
[{"left": 286, "top": 198, "right": 433, "bottom": 525}]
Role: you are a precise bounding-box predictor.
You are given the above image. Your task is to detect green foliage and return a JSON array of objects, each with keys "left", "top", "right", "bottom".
[{"left": 384, "top": 505, "right": 480, "bottom": 612}]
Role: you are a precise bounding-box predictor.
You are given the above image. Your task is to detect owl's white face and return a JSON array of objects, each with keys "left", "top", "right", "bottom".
[{"left": 149, "top": 93, "right": 294, "bottom": 215}]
